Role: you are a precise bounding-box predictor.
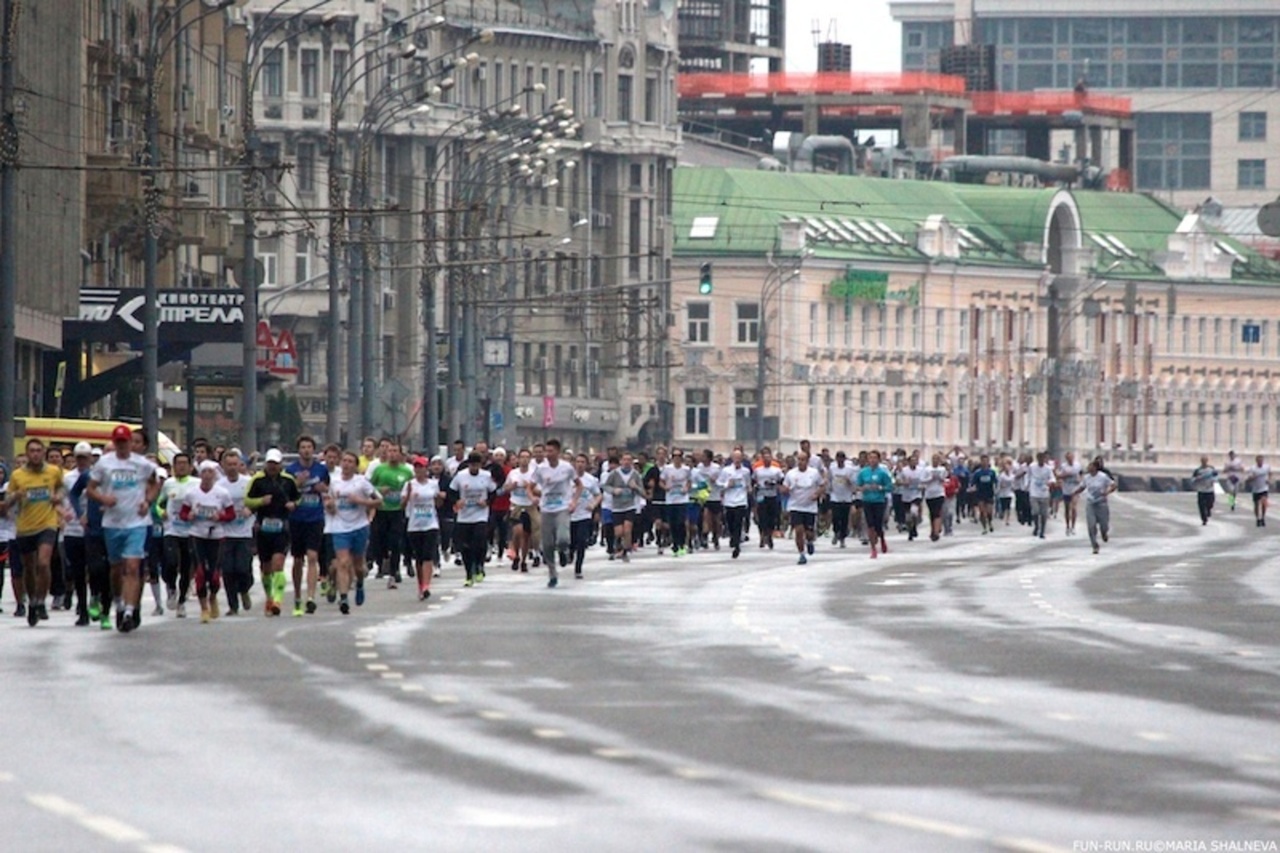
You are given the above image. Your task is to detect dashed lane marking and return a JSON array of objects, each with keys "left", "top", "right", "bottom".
[
  {"left": 672, "top": 767, "right": 718, "bottom": 781},
  {"left": 757, "top": 788, "right": 853, "bottom": 814},
  {"left": 592, "top": 748, "right": 635, "bottom": 760},
  {"left": 1238, "top": 807, "right": 1280, "bottom": 824},
  {"left": 993, "top": 836, "right": 1073, "bottom": 853},
  {"left": 1136, "top": 731, "right": 1170, "bottom": 742},
  {"left": 357, "top": 652, "right": 378, "bottom": 659},
  {"left": 431, "top": 694, "right": 459, "bottom": 704},
  {"left": 379, "top": 672, "right": 404, "bottom": 680},
  {"left": 26, "top": 794, "right": 157, "bottom": 846},
  {"left": 365, "top": 663, "right": 389, "bottom": 672},
  {"left": 478, "top": 710, "right": 508, "bottom": 720},
  {"left": 865, "top": 810, "right": 982, "bottom": 839}
]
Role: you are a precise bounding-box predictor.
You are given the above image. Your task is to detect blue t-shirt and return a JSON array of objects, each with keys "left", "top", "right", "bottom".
[
  {"left": 856, "top": 466, "right": 895, "bottom": 504},
  {"left": 970, "top": 467, "right": 997, "bottom": 499},
  {"left": 286, "top": 459, "right": 330, "bottom": 524}
]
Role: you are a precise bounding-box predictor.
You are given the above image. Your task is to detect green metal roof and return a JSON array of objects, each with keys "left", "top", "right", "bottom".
[{"left": 673, "top": 167, "right": 1280, "bottom": 285}]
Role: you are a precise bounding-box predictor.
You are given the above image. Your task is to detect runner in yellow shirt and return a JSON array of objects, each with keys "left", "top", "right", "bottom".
[{"left": 4, "top": 439, "right": 66, "bottom": 626}]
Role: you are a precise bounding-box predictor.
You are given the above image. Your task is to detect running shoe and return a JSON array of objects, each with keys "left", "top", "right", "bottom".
[
  {"left": 241, "top": 591, "right": 252, "bottom": 611},
  {"left": 99, "top": 610, "right": 112, "bottom": 630},
  {"left": 152, "top": 605, "right": 164, "bottom": 617},
  {"left": 476, "top": 570, "right": 486, "bottom": 583},
  {"left": 575, "top": 571, "right": 583, "bottom": 580},
  {"left": 293, "top": 601, "right": 304, "bottom": 617},
  {"left": 464, "top": 578, "right": 474, "bottom": 588},
  {"left": 806, "top": 540, "right": 815, "bottom": 555},
  {"left": 208, "top": 597, "right": 219, "bottom": 620},
  {"left": 326, "top": 582, "right": 337, "bottom": 603},
  {"left": 433, "top": 567, "right": 442, "bottom": 578},
  {"left": 870, "top": 547, "right": 878, "bottom": 560},
  {"left": 387, "top": 576, "right": 398, "bottom": 590},
  {"left": 201, "top": 607, "right": 211, "bottom": 624},
  {"left": 167, "top": 590, "right": 177, "bottom": 611},
  {"left": 732, "top": 546, "right": 740, "bottom": 559},
  {"left": 305, "top": 600, "right": 317, "bottom": 615},
  {"left": 798, "top": 554, "right": 808, "bottom": 565},
  {"left": 176, "top": 603, "right": 187, "bottom": 618},
  {"left": 407, "top": 565, "right": 415, "bottom": 578},
  {"left": 272, "top": 572, "right": 287, "bottom": 604},
  {"left": 547, "top": 577, "right": 558, "bottom": 588},
  {"left": 75, "top": 609, "right": 90, "bottom": 627},
  {"left": 88, "top": 600, "right": 101, "bottom": 621},
  {"left": 419, "top": 589, "right": 431, "bottom": 601},
  {"left": 355, "top": 580, "right": 365, "bottom": 607},
  {"left": 27, "top": 604, "right": 39, "bottom": 627},
  {"left": 339, "top": 599, "right": 350, "bottom": 615}
]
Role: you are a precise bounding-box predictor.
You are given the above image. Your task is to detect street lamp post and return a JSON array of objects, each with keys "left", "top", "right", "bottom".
[
  {"left": 755, "top": 254, "right": 804, "bottom": 447},
  {"left": 0, "top": 0, "right": 18, "bottom": 459}
]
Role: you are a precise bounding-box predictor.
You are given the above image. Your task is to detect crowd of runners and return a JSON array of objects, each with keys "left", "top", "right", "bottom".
[{"left": 0, "top": 427, "right": 1270, "bottom": 632}]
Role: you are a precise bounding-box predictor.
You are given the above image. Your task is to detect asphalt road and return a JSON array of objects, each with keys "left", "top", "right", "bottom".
[{"left": 2, "top": 494, "right": 1279, "bottom": 853}]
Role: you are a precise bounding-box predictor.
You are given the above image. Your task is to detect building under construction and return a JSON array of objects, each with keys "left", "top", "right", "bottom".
[{"left": 677, "top": 0, "right": 784, "bottom": 73}]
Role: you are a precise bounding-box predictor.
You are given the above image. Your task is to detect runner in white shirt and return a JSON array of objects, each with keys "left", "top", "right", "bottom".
[
  {"left": 717, "top": 450, "right": 753, "bottom": 559},
  {"left": 450, "top": 452, "right": 498, "bottom": 587},
  {"left": 503, "top": 450, "right": 537, "bottom": 573},
  {"left": 529, "top": 439, "right": 579, "bottom": 587},
  {"left": 1223, "top": 450, "right": 1246, "bottom": 512},
  {"left": 696, "top": 451, "right": 724, "bottom": 551},
  {"left": 603, "top": 452, "right": 645, "bottom": 563},
  {"left": 922, "top": 453, "right": 948, "bottom": 542},
  {"left": 1246, "top": 454, "right": 1271, "bottom": 528},
  {"left": 179, "top": 460, "right": 234, "bottom": 623},
  {"left": 1056, "top": 451, "right": 1083, "bottom": 536},
  {"left": 753, "top": 449, "right": 785, "bottom": 549},
  {"left": 402, "top": 457, "right": 442, "bottom": 599},
  {"left": 158, "top": 453, "right": 197, "bottom": 616},
  {"left": 996, "top": 458, "right": 1016, "bottom": 525},
  {"left": 781, "top": 451, "right": 825, "bottom": 565},
  {"left": 61, "top": 444, "right": 95, "bottom": 625},
  {"left": 217, "top": 450, "right": 258, "bottom": 616},
  {"left": 896, "top": 453, "right": 925, "bottom": 542},
  {"left": 660, "top": 451, "right": 693, "bottom": 556},
  {"left": 1075, "top": 459, "right": 1116, "bottom": 554},
  {"left": 569, "top": 454, "right": 602, "bottom": 579},
  {"left": 1026, "top": 452, "right": 1057, "bottom": 539},
  {"left": 324, "top": 451, "right": 382, "bottom": 614},
  {"left": 827, "top": 452, "right": 858, "bottom": 548}
]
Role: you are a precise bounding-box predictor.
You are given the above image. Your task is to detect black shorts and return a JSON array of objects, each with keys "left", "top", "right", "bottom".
[
  {"left": 703, "top": 500, "right": 722, "bottom": 514},
  {"left": 611, "top": 509, "right": 636, "bottom": 527},
  {"left": 926, "top": 496, "right": 945, "bottom": 518},
  {"left": 511, "top": 507, "right": 533, "bottom": 533},
  {"left": 289, "top": 519, "right": 325, "bottom": 557},
  {"left": 1254, "top": 491, "right": 1269, "bottom": 505},
  {"left": 406, "top": 529, "right": 441, "bottom": 564},
  {"left": 789, "top": 510, "right": 816, "bottom": 531},
  {"left": 14, "top": 528, "right": 58, "bottom": 556},
  {"left": 818, "top": 498, "right": 831, "bottom": 514},
  {"left": 256, "top": 530, "right": 291, "bottom": 559}
]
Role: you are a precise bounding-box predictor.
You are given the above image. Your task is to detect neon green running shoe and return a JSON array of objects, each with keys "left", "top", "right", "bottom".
[{"left": 292, "top": 601, "right": 304, "bottom": 618}]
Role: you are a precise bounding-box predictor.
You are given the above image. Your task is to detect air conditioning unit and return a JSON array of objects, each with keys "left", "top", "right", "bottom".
[{"left": 382, "top": 291, "right": 396, "bottom": 310}]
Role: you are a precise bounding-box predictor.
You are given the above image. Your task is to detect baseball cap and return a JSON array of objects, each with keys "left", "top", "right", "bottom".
[
  {"left": 91, "top": 448, "right": 103, "bottom": 458},
  {"left": 156, "top": 467, "right": 169, "bottom": 480},
  {"left": 265, "top": 448, "right": 284, "bottom": 464},
  {"left": 111, "top": 425, "right": 132, "bottom": 442},
  {"left": 73, "top": 441, "right": 93, "bottom": 457},
  {"left": 412, "top": 456, "right": 429, "bottom": 467}
]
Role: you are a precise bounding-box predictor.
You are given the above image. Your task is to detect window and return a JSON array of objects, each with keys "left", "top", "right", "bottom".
[
  {"left": 824, "top": 389, "right": 834, "bottom": 436},
  {"left": 294, "top": 235, "right": 312, "bottom": 283},
  {"left": 259, "top": 252, "right": 278, "bottom": 287},
  {"left": 644, "top": 77, "right": 657, "bottom": 122},
  {"left": 262, "top": 49, "right": 283, "bottom": 98},
  {"left": 843, "top": 390, "right": 852, "bottom": 435},
  {"left": 808, "top": 389, "right": 817, "bottom": 434},
  {"left": 554, "top": 344, "right": 563, "bottom": 397},
  {"left": 331, "top": 50, "right": 347, "bottom": 94},
  {"left": 1239, "top": 159, "right": 1267, "bottom": 189},
  {"left": 894, "top": 306, "right": 905, "bottom": 348},
  {"left": 617, "top": 74, "right": 633, "bottom": 122},
  {"left": 827, "top": 303, "right": 836, "bottom": 347},
  {"left": 296, "top": 142, "right": 315, "bottom": 193},
  {"left": 521, "top": 342, "right": 532, "bottom": 394},
  {"left": 591, "top": 71, "right": 604, "bottom": 118},
  {"left": 1136, "top": 113, "right": 1212, "bottom": 190},
  {"left": 687, "top": 302, "right": 710, "bottom": 343},
  {"left": 734, "top": 389, "right": 757, "bottom": 424},
  {"left": 301, "top": 49, "right": 319, "bottom": 99},
  {"left": 735, "top": 303, "right": 759, "bottom": 344},
  {"left": 809, "top": 303, "right": 818, "bottom": 344},
  {"left": 859, "top": 390, "right": 869, "bottom": 435},
  {"left": 684, "top": 389, "right": 710, "bottom": 435},
  {"left": 295, "top": 334, "right": 314, "bottom": 386},
  {"left": 587, "top": 345, "right": 601, "bottom": 398}
]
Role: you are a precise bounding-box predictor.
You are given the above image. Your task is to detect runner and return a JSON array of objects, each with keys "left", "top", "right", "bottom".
[
  {"left": 660, "top": 450, "right": 693, "bottom": 557},
  {"left": 449, "top": 451, "right": 497, "bottom": 587},
  {"left": 179, "top": 460, "right": 235, "bottom": 623},
  {"left": 569, "top": 454, "right": 602, "bottom": 579},
  {"left": 61, "top": 443, "right": 94, "bottom": 625},
  {"left": 246, "top": 448, "right": 301, "bottom": 614},
  {"left": 488, "top": 448, "right": 512, "bottom": 567},
  {"left": 6, "top": 439, "right": 66, "bottom": 625},
  {"left": 856, "top": 450, "right": 894, "bottom": 558},
  {"left": 968, "top": 454, "right": 997, "bottom": 534},
  {"left": 324, "top": 451, "right": 382, "bottom": 613},
  {"left": 504, "top": 450, "right": 537, "bottom": 572},
  {"left": 923, "top": 453, "right": 948, "bottom": 542},
  {"left": 529, "top": 440, "right": 579, "bottom": 587},
  {"left": 604, "top": 452, "right": 645, "bottom": 563},
  {"left": 781, "top": 450, "right": 824, "bottom": 565},
  {"left": 1027, "top": 451, "right": 1056, "bottom": 539},
  {"left": 1246, "top": 454, "right": 1271, "bottom": 528},
  {"left": 643, "top": 447, "right": 668, "bottom": 554},
  {"left": 1223, "top": 450, "right": 1245, "bottom": 512},
  {"left": 0, "top": 464, "right": 12, "bottom": 615},
  {"left": 217, "top": 450, "right": 256, "bottom": 616},
  {"left": 1077, "top": 459, "right": 1117, "bottom": 554},
  {"left": 286, "top": 436, "right": 330, "bottom": 613},
  {"left": 696, "top": 450, "right": 723, "bottom": 551},
  {"left": 828, "top": 451, "right": 857, "bottom": 548},
  {"left": 402, "top": 456, "right": 442, "bottom": 600},
  {"left": 86, "top": 425, "right": 159, "bottom": 633},
  {"left": 157, "top": 452, "right": 196, "bottom": 617},
  {"left": 368, "top": 444, "right": 414, "bottom": 588},
  {"left": 1057, "top": 451, "right": 1083, "bottom": 536},
  {"left": 1191, "top": 456, "right": 1218, "bottom": 525},
  {"left": 996, "top": 457, "right": 1016, "bottom": 525},
  {"left": 753, "top": 447, "right": 784, "bottom": 549},
  {"left": 897, "top": 452, "right": 924, "bottom": 542}
]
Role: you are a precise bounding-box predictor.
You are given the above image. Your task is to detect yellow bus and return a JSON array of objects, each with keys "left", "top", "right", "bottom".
[{"left": 11, "top": 418, "right": 181, "bottom": 463}]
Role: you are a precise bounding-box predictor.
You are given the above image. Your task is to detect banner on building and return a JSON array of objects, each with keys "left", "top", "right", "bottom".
[{"left": 67, "top": 288, "right": 245, "bottom": 343}]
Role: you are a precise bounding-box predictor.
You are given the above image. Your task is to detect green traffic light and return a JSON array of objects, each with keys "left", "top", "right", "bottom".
[
  {"left": 699, "top": 262, "right": 712, "bottom": 294},
  {"left": 699, "top": 280, "right": 712, "bottom": 295}
]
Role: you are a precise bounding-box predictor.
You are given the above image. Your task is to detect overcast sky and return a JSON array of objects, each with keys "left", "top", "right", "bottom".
[{"left": 783, "top": 0, "right": 902, "bottom": 73}]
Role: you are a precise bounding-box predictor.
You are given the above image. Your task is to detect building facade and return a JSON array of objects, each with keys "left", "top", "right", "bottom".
[
  {"left": 671, "top": 167, "right": 1280, "bottom": 470},
  {"left": 249, "top": 0, "right": 680, "bottom": 450},
  {"left": 892, "top": 0, "right": 1280, "bottom": 208}
]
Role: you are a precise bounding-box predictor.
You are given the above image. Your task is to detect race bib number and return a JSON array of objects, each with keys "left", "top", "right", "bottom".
[
  {"left": 300, "top": 494, "right": 321, "bottom": 507},
  {"left": 261, "top": 518, "right": 284, "bottom": 534},
  {"left": 338, "top": 498, "right": 355, "bottom": 511},
  {"left": 110, "top": 470, "right": 138, "bottom": 489},
  {"left": 412, "top": 504, "right": 436, "bottom": 522},
  {"left": 26, "top": 487, "right": 50, "bottom": 503},
  {"left": 196, "top": 505, "right": 217, "bottom": 521},
  {"left": 463, "top": 488, "right": 486, "bottom": 509}
]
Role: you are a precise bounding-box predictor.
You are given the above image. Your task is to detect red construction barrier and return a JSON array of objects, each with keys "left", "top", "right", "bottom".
[
  {"left": 677, "top": 72, "right": 968, "bottom": 99},
  {"left": 968, "top": 91, "right": 1132, "bottom": 118}
]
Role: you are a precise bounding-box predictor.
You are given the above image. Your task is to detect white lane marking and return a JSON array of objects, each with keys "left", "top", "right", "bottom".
[
  {"left": 532, "top": 728, "right": 566, "bottom": 739},
  {"left": 0, "top": 772, "right": 14, "bottom": 783},
  {"left": 454, "top": 806, "right": 561, "bottom": 829},
  {"left": 140, "top": 845, "right": 193, "bottom": 853},
  {"left": 380, "top": 672, "right": 404, "bottom": 680},
  {"left": 1238, "top": 807, "right": 1280, "bottom": 824},
  {"left": 827, "top": 665, "right": 857, "bottom": 674},
  {"left": 865, "top": 674, "right": 893, "bottom": 683},
  {"left": 994, "top": 837, "right": 1074, "bottom": 853},
  {"left": 354, "top": 641, "right": 375, "bottom": 648},
  {"left": 866, "top": 810, "right": 982, "bottom": 839},
  {"left": 427, "top": 604, "right": 442, "bottom": 610},
  {"left": 757, "top": 788, "right": 852, "bottom": 814},
  {"left": 27, "top": 795, "right": 150, "bottom": 844},
  {"left": 357, "top": 652, "right": 378, "bottom": 659},
  {"left": 1045, "top": 712, "right": 1078, "bottom": 722},
  {"left": 1136, "top": 731, "right": 1170, "bottom": 742},
  {"left": 672, "top": 767, "right": 718, "bottom": 781},
  {"left": 399, "top": 684, "right": 425, "bottom": 693},
  {"left": 914, "top": 686, "right": 943, "bottom": 695},
  {"left": 431, "top": 694, "right": 459, "bottom": 704},
  {"left": 968, "top": 696, "right": 998, "bottom": 705},
  {"left": 478, "top": 710, "right": 508, "bottom": 720},
  {"left": 365, "top": 663, "right": 389, "bottom": 672},
  {"left": 592, "top": 747, "right": 635, "bottom": 760}
]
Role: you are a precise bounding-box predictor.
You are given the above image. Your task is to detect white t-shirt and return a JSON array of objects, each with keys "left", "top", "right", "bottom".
[
  {"left": 753, "top": 464, "right": 783, "bottom": 499},
  {"left": 62, "top": 469, "right": 89, "bottom": 538},
  {"left": 90, "top": 452, "right": 157, "bottom": 530},
  {"left": 828, "top": 462, "right": 858, "bottom": 503},
  {"left": 1027, "top": 463, "right": 1055, "bottom": 500},
  {"left": 697, "top": 462, "right": 723, "bottom": 502},
  {"left": 326, "top": 474, "right": 379, "bottom": 535},
  {"left": 445, "top": 455, "right": 466, "bottom": 476},
  {"left": 899, "top": 465, "right": 924, "bottom": 502},
  {"left": 1056, "top": 462, "right": 1083, "bottom": 492},
  {"left": 1081, "top": 471, "right": 1114, "bottom": 504},
  {"left": 571, "top": 472, "right": 601, "bottom": 523},
  {"left": 1246, "top": 464, "right": 1272, "bottom": 495},
  {"left": 160, "top": 475, "right": 197, "bottom": 537},
  {"left": 717, "top": 465, "right": 752, "bottom": 508},
  {"left": 1224, "top": 457, "right": 1246, "bottom": 480},
  {"left": 182, "top": 484, "right": 233, "bottom": 540},
  {"left": 220, "top": 475, "right": 253, "bottom": 539},
  {"left": 402, "top": 478, "right": 441, "bottom": 533},
  {"left": 451, "top": 469, "right": 496, "bottom": 525},
  {"left": 783, "top": 467, "right": 824, "bottom": 514},
  {"left": 922, "top": 465, "right": 947, "bottom": 501},
  {"left": 0, "top": 484, "right": 15, "bottom": 543},
  {"left": 506, "top": 467, "right": 535, "bottom": 507},
  {"left": 661, "top": 464, "right": 692, "bottom": 506},
  {"left": 997, "top": 471, "right": 1016, "bottom": 499},
  {"left": 532, "top": 461, "right": 576, "bottom": 513}
]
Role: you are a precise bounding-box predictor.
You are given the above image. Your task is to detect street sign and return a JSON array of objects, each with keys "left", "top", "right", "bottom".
[
  {"left": 491, "top": 411, "right": 504, "bottom": 432},
  {"left": 1243, "top": 323, "right": 1262, "bottom": 345},
  {"left": 67, "top": 288, "right": 244, "bottom": 343},
  {"left": 542, "top": 396, "right": 555, "bottom": 428}
]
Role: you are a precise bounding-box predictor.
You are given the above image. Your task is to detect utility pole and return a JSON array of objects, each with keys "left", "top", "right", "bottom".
[
  {"left": 142, "top": 0, "right": 161, "bottom": 454},
  {"left": 240, "top": 59, "right": 259, "bottom": 457},
  {"left": 1045, "top": 278, "right": 1063, "bottom": 460},
  {"left": 0, "top": 0, "right": 18, "bottom": 459}
]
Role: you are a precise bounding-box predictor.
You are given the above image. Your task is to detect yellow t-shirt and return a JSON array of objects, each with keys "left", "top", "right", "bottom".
[{"left": 10, "top": 464, "right": 64, "bottom": 536}]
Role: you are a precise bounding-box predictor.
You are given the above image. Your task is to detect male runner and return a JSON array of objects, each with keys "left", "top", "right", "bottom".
[
  {"left": 286, "top": 436, "right": 330, "bottom": 611},
  {"left": 6, "top": 439, "right": 66, "bottom": 625},
  {"left": 86, "top": 426, "right": 159, "bottom": 632}
]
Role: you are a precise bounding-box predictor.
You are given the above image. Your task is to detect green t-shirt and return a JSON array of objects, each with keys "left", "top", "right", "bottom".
[{"left": 369, "top": 463, "right": 414, "bottom": 512}]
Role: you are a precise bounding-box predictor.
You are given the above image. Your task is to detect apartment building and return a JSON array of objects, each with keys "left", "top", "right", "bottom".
[
  {"left": 671, "top": 167, "right": 1280, "bottom": 470},
  {"left": 892, "top": 0, "right": 1280, "bottom": 208}
]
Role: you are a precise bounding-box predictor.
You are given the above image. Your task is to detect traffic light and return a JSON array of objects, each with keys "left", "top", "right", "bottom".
[{"left": 699, "top": 262, "right": 713, "bottom": 295}]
